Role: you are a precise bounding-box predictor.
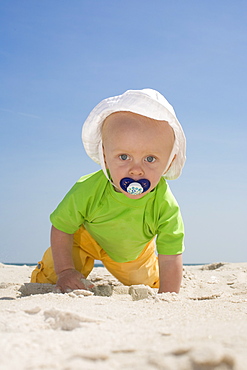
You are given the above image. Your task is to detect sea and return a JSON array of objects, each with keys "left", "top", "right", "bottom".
[{"left": 3, "top": 262, "right": 204, "bottom": 267}]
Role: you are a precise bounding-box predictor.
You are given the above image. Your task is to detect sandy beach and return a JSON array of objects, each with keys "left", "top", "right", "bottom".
[{"left": 0, "top": 262, "right": 247, "bottom": 370}]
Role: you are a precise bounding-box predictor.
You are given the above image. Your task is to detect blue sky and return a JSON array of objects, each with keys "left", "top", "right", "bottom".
[{"left": 1, "top": 1, "right": 246, "bottom": 264}]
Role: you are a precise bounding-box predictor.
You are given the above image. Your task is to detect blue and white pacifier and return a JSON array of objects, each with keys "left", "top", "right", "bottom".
[{"left": 120, "top": 177, "right": 151, "bottom": 195}]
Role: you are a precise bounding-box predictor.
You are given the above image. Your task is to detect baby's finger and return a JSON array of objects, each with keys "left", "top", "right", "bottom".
[
  {"left": 54, "top": 286, "right": 62, "bottom": 293},
  {"left": 65, "top": 288, "right": 72, "bottom": 293},
  {"left": 80, "top": 278, "right": 95, "bottom": 290}
]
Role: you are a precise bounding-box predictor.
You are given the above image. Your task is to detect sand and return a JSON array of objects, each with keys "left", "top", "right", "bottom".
[{"left": 0, "top": 262, "right": 247, "bottom": 370}]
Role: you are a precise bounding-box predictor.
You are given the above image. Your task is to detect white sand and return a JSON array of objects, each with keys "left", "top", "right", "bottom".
[{"left": 0, "top": 262, "right": 247, "bottom": 370}]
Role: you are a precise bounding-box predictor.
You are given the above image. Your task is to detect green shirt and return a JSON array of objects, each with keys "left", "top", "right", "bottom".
[{"left": 50, "top": 170, "right": 184, "bottom": 262}]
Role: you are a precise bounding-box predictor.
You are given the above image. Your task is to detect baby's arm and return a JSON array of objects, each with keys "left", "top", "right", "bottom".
[
  {"left": 158, "top": 254, "right": 183, "bottom": 293},
  {"left": 51, "top": 226, "right": 93, "bottom": 293}
]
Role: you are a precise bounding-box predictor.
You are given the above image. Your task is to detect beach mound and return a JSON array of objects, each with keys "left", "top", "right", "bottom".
[{"left": 0, "top": 262, "right": 247, "bottom": 369}]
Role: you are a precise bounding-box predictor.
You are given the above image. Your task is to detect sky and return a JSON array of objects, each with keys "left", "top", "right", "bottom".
[{"left": 0, "top": 0, "right": 247, "bottom": 264}]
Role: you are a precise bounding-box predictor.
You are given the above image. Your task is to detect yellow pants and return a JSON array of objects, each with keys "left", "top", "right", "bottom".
[{"left": 31, "top": 226, "right": 159, "bottom": 288}]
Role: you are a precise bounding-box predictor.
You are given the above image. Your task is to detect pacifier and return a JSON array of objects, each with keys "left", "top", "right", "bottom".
[{"left": 120, "top": 177, "right": 151, "bottom": 195}]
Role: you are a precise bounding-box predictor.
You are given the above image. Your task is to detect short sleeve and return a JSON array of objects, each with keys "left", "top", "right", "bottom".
[
  {"left": 50, "top": 184, "right": 85, "bottom": 234},
  {"left": 156, "top": 187, "right": 185, "bottom": 255}
]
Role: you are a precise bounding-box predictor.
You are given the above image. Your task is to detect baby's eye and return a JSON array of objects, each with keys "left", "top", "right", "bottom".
[
  {"left": 145, "top": 156, "right": 156, "bottom": 163},
  {"left": 119, "top": 154, "right": 129, "bottom": 161}
]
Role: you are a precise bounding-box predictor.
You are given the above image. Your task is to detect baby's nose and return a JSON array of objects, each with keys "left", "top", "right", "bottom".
[{"left": 129, "top": 164, "right": 144, "bottom": 177}]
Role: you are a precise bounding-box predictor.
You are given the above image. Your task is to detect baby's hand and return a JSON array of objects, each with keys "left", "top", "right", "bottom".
[{"left": 55, "top": 268, "right": 94, "bottom": 293}]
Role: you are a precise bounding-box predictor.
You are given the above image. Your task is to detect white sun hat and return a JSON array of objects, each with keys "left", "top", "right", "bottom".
[{"left": 82, "top": 88, "right": 186, "bottom": 180}]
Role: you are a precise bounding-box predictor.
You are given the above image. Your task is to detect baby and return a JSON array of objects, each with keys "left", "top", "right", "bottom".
[{"left": 31, "top": 88, "right": 186, "bottom": 293}]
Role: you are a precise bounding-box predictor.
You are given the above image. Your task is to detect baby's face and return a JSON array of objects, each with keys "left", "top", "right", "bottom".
[{"left": 102, "top": 112, "right": 175, "bottom": 199}]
